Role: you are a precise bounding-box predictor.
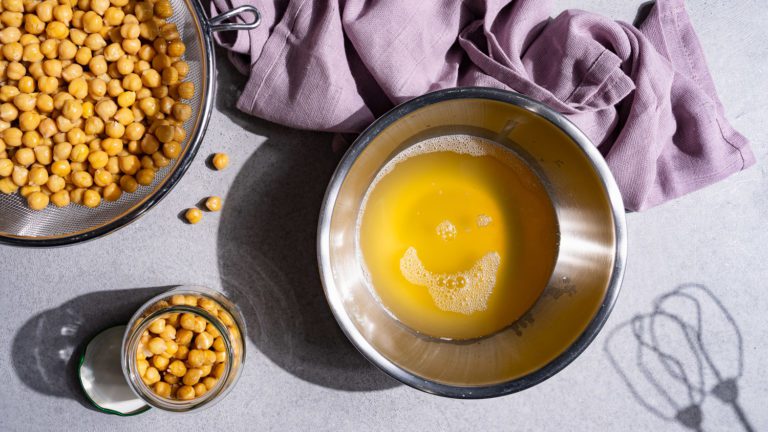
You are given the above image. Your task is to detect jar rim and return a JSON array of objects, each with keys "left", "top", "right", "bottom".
[{"left": 121, "top": 287, "right": 246, "bottom": 412}]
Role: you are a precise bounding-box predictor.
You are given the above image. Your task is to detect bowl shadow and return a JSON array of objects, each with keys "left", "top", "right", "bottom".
[{"left": 214, "top": 124, "right": 399, "bottom": 392}]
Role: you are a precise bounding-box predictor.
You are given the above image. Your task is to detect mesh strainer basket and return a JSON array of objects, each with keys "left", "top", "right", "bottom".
[{"left": 0, "top": 2, "right": 260, "bottom": 247}]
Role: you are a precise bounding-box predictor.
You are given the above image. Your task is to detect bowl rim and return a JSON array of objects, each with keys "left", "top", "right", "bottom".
[
  {"left": 0, "top": 0, "right": 215, "bottom": 248},
  {"left": 317, "top": 86, "right": 628, "bottom": 398}
]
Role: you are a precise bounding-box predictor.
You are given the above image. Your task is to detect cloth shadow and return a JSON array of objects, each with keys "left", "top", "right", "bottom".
[
  {"left": 11, "top": 286, "right": 172, "bottom": 410},
  {"left": 604, "top": 283, "right": 754, "bottom": 432}
]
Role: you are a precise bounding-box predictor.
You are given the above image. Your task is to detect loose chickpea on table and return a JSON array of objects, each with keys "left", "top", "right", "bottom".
[{"left": 0, "top": 0, "right": 195, "bottom": 210}]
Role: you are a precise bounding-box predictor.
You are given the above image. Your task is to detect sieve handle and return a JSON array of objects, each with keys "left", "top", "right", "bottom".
[{"left": 208, "top": 5, "right": 261, "bottom": 32}]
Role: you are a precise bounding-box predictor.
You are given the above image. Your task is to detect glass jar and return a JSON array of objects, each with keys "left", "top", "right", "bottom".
[{"left": 121, "top": 286, "right": 246, "bottom": 412}]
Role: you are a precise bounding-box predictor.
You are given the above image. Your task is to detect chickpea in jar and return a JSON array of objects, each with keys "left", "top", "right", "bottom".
[
  {"left": 0, "top": 0, "right": 195, "bottom": 210},
  {"left": 134, "top": 294, "right": 241, "bottom": 401}
]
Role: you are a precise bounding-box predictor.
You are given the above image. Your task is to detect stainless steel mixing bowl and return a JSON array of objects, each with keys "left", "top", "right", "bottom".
[
  {"left": 0, "top": 2, "right": 260, "bottom": 247},
  {"left": 318, "top": 87, "right": 627, "bottom": 397}
]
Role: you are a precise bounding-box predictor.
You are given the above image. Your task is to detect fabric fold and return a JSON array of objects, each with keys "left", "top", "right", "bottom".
[{"left": 210, "top": 0, "right": 754, "bottom": 211}]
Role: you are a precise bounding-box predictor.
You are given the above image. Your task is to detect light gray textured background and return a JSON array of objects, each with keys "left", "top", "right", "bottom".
[{"left": 1, "top": 1, "right": 766, "bottom": 431}]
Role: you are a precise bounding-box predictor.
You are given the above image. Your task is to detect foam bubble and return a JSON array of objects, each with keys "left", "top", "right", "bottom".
[
  {"left": 476, "top": 214, "right": 493, "bottom": 227},
  {"left": 399, "top": 246, "right": 500, "bottom": 315},
  {"left": 435, "top": 220, "right": 457, "bottom": 241}
]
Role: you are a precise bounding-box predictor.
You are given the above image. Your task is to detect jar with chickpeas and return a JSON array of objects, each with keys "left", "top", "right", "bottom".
[{"left": 122, "top": 286, "right": 245, "bottom": 411}]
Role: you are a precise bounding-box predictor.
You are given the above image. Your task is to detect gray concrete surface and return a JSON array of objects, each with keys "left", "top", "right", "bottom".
[{"left": 1, "top": 1, "right": 766, "bottom": 430}]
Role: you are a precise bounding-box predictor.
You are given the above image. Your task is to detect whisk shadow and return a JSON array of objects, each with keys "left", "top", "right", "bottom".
[
  {"left": 604, "top": 283, "right": 754, "bottom": 432},
  {"left": 10, "top": 286, "right": 173, "bottom": 410}
]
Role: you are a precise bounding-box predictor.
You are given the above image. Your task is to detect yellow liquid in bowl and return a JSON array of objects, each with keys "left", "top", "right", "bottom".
[{"left": 357, "top": 135, "right": 559, "bottom": 340}]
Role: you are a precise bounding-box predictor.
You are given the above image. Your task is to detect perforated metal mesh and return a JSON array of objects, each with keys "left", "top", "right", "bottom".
[{"left": 0, "top": 0, "right": 208, "bottom": 243}]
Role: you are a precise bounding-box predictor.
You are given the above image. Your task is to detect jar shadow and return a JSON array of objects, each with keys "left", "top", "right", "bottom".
[
  {"left": 11, "top": 286, "right": 173, "bottom": 410},
  {"left": 215, "top": 126, "right": 399, "bottom": 392}
]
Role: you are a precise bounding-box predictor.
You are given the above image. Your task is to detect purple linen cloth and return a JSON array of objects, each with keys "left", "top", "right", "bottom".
[{"left": 211, "top": 0, "right": 754, "bottom": 211}]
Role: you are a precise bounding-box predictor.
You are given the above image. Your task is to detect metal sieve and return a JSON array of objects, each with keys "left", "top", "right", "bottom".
[{"left": 0, "top": 1, "right": 260, "bottom": 247}]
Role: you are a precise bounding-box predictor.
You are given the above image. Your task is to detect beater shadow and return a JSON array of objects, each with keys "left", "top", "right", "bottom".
[
  {"left": 604, "top": 283, "right": 754, "bottom": 432},
  {"left": 214, "top": 58, "right": 397, "bottom": 391},
  {"left": 11, "top": 286, "right": 171, "bottom": 409}
]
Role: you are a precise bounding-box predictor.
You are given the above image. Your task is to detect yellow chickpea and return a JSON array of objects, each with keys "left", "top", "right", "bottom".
[
  {"left": 88, "top": 55, "right": 107, "bottom": 75},
  {"left": 93, "top": 168, "right": 112, "bottom": 187},
  {"left": 194, "top": 332, "right": 213, "bottom": 350},
  {"left": 14, "top": 147, "right": 35, "bottom": 166},
  {"left": 177, "top": 82, "right": 194, "bottom": 100},
  {"left": 119, "top": 174, "right": 137, "bottom": 192},
  {"left": 40, "top": 38, "right": 58, "bottom": 58},
  {"left": 205, "top": 196, "right": 222, "bottom": 212},
  {"left": 141, "top": 366, "right": 160, "bottom": 386},
  {"left": 18, "top": 76, "right": 35, "bottom": 94},
  {"left": 0, "top": 158, "right": 13, "bottom": 176},
  {"left": 2, "top": 42, "right": 23, "bottom": 62},
  {"left": 0, "top": 103, "right": 19, "bottom": 122},
  {"left": 34, "top": 145, "right": 52, "bottom": 164},
  {"left": 182, "top": 368, "right": 203, "bottom": 386},
  {"left": 114, "top": 107, "right": 134, "bottom": 125},
  {"left": 50, "top": 189, "right": 70, "bottom": 207},
  {"left": 82, "top": 189, "right": 101, "bottom": 208},
  {"left": 212, "top": 153, "right": 228, "bottom": 170},
  {"left": 74, "top": 46, "right": 92, "bottom": 65},
  {"left": 46, "top": 174, "right": 65, "bottom": 192},
  {"left": 103, "top": 120, "right": 124, "bottom": 139},
  {"left": 185, "top": 207, "right": 202, "bottom": 224},
  {"left": 106, "top": 78, "right": 123, "bottom": 97},
  {"left": 95, "top": 99, "right": 117, "bottom": 121},
  {"left": 28, "top": 166, "right": 48, "bottom": 185},
  {"left": 3, "top": 127, "right": 23, "bottom": 147},
  {"left": 69, "top": 143, "right": 89, "bottom": 162},
  {"left": 27, "top": 190, "right": 49, "bottom": 210},
  {"left": 22, "top": 130, "right": 42, "bottom": 147},
  {"left": 161, "top": 66, "right": 178, "bottom": 85},
  {"left": 61, "top": 63, "right": 82, "bottom": 81},
  {"left": 175, "top": 385, "right": 194, "bottom": 400},
  {"left": 167, "top": 359, "right": 187, "bottom": 377},
  {"left": 0, "top": 177, "right": 19, "bottom": 194},
  {"left": 84, "top": 116, "right": 104, "bottom": 136},
  {"left": 162, "top": 141, "right": 180, "bottom": 159},
  {"left": 88, "top": 150, "right": 108, "bottom": 169},
  {"left": 152, "top": 381, "right": 171, "bottom": 398},
  {"left": 50, "top": 160, "right": 71, "bottom": 176},
  {"left": 147, "top": 337, "right": 167, "bottom": 355},
  {"left": 124, "top": 122, "right": 145, "bottom": 141},
  {"left": 84, "top": 33, "right": 106, "bottom": 51},
  {"left": 135, "top": 167, "right": 154, "bottom": 185},
  {"left": 19, "top": 111, "right": 41, "bottom": 131},
  {"left": 19, "top": 185, "right": 40, "bottom": 198},
  {"left": 71, "top": 170, "right": 93, "bottom": 188},
  {"left": 62, "top": 99, "right": 82, "bottom": 121},
  {"left": 117, "top": 90, "right": 136, "bottom": 107},
  {"left": 141, "top": 68, "right": 160, "bottom": 88},
  {"left": 13, "top": 93, "right": 36, "bottom": 112},
  {"left": 171, "top": 103, "right": 192, "bottom": 122},
  {"left": 37, "top": 76, "right": 58, "bottom": 95},
  {"left": 159, "top": 324, "right": 175, "bottom": 340}
]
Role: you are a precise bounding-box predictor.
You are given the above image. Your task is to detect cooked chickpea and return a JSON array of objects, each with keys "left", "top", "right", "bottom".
[
  {"left": 147, "top": 337, "right": 167, "bottom": 355},
  {"left": 119, "top": 174, "right": 137, "bottom": 192},
  {"left": 28, "top": 166, "right": 48, "bottom": 185},
  {"left": 141, "top": 366, "right": 160, "bottom": 385},
  {"left": 159, "top": 324, "right": 176, "bottom": 340},
  {"left": 194, "top": 332, "right": 214, "bottom": 350},
  {"left": 176, "top": 385, "right": 194, "bottom": 400},
  {"left": 212, "top": 153, "right": 228, "bottom": 170},
  {"left": 205, "top": 196, "right": 222, "bottom": 212},
  {"left": 14, "top": 147, "right": 34, "bottom": 166},
  {"left": 153, "top": 381, "right": 171, "bottom": 398},
  {"left": 27, "top": 190, "right": 49, "bottom": 210},
  {"left": 85, "top": 149, "right": 108, "bottom": 169},
  {"left": 34, "top": 145, "right": 52, "bottom": 164},
  {"left": 182, "top": 207, "right": 201, "bottom": 224},
  {"left": 50, "top": 160, "right": 70, "bottom": 176},
  {"left": 135, "top": 167, "right": 154, "bottom": 185},
  {"left": 177, "top": 82, "right": 194, "bottom": 99},
  {"left": 152, "top": 354, "right": 169, "bottom": 370},
  {"left": 82, "top": 189, "right": 100, "bottom": 207},
  {"left": 50, "top": 189, "right": 70, "bottom": 207}
]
